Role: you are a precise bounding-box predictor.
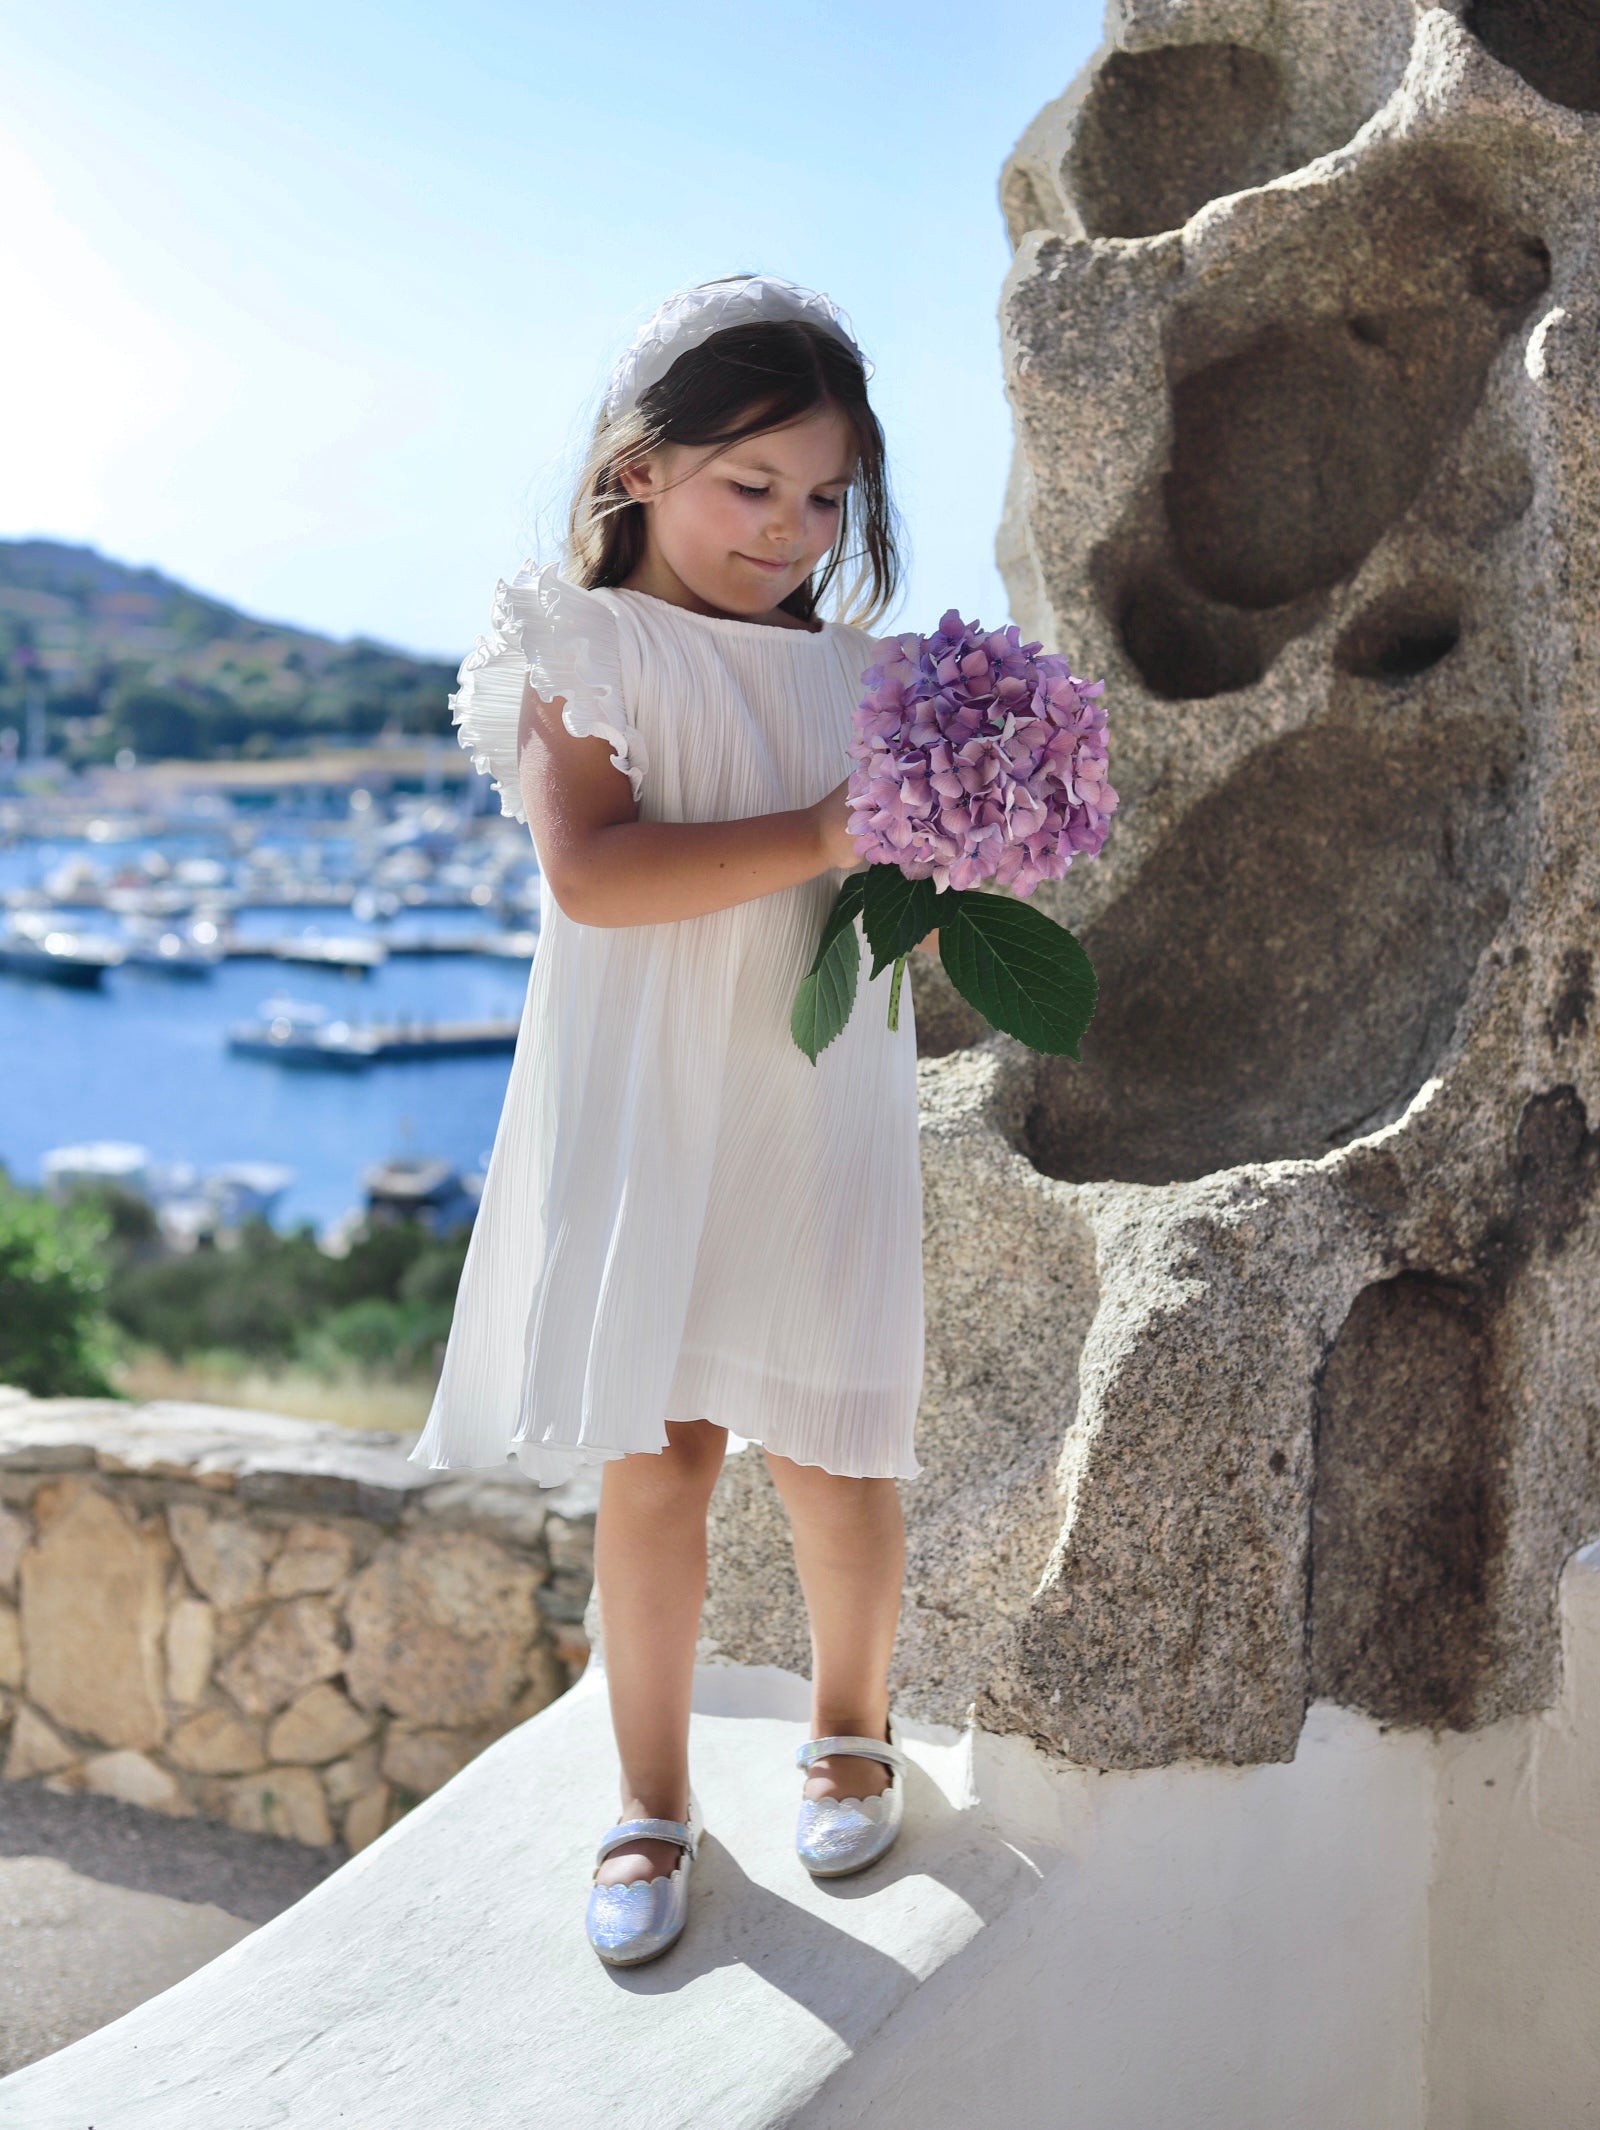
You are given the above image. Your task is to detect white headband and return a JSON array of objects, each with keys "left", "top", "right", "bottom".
[{"left": 602, "top": 274, "right": 871, "bottom": 422}]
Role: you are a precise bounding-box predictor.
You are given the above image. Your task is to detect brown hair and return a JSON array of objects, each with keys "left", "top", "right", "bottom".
[{"left": 565, "top": 303, "right": 903, "bottom": 629}]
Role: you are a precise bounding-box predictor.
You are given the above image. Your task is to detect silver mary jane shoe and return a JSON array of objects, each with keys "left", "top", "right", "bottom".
[
  {"left": 584, "top": 1801, "right": 701, "bottom": 1968},
  {"left": 794, "top": 1722, "right": 907, "bottom": 1879}
]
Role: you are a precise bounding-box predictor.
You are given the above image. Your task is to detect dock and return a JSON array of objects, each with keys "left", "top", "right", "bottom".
[
  {"left": 218, "top": 930, "right": 534, "bottom": 972},
  {"left": 220, "top": 935, "right": 387, "bottom": 973},
  {"left": 0, "top": 923, "right": 537, "bottom": 982},
  {"left": 226, "top": 1014, "right": 522, "bottom": 1068}
]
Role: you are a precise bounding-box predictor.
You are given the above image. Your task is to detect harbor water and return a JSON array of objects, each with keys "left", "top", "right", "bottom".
[{"left": 0, "top": 809, "right": 536, "bottom": 1233}]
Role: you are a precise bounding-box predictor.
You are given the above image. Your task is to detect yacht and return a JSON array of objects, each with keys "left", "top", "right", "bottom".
[
  {"left": 0, "top": 913, "right": 125, "bottom": 987},
  {"left": 226, "top": 997, "right": 379, "bottom": 1068},
  {"left": 123, "top": 918, "right": 223, "bottom": 977}
]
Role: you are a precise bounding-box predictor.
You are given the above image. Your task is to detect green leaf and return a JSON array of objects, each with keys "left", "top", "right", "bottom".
[
  {"left": 860, "top": 867, "right": 944, "bottom": 980},
  {"left": 812, "top": 868, "right": 868, "bottom": 963},
  {"left": 938, "top": 893, "right": 1098, "bottom": 1057},
  {"left": 791, "top": 873, "right": 868, "bottom": 1063}
]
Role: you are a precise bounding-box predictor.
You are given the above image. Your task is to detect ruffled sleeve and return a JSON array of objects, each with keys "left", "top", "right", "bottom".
[{"left": 449, "top": 561, "right": 646, "bottom": 823}]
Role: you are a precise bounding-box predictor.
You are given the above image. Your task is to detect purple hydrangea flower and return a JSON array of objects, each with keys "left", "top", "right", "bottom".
[{"left": 845, "top": 613, "right": 1116, "bottom": 896}]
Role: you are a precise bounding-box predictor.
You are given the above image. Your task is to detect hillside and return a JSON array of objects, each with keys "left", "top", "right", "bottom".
[{"left": 0, "top": 540, "right": 458, "bottom": 762}]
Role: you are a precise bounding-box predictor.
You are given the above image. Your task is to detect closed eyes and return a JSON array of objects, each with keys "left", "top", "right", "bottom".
[{"left": 731, "top": 481, "right": 843, "bottom": 510}]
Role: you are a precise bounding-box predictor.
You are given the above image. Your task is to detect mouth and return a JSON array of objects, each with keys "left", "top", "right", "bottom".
[{"left": 738, "top": 554, "right": 793, "bottom": 575}]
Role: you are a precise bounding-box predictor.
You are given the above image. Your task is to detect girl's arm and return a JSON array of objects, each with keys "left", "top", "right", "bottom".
[{"left": 518, "top": 679, "right": 863, "bottom": 927}]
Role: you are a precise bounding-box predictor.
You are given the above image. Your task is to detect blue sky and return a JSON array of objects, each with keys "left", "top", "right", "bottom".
[{"left": 0, "top": 1, "right": 1102, "bottom": 660}]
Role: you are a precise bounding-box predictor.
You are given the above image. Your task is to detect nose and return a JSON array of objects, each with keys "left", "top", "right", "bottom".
[{"left": 762, "top": 492, "right": 808, "bottom": 551}]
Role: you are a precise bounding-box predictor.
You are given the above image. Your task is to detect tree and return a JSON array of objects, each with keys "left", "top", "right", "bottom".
[
  {"left": 0, "top": 1176, "right": 118, "bottom": 1397},
  {"left": 110, "top": 686, "right": 202, "bottom": 760}
]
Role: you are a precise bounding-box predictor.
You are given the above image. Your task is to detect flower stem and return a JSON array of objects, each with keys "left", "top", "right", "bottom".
[{"left": 887, "top": 953, "right": 907, "bottom": 1031}]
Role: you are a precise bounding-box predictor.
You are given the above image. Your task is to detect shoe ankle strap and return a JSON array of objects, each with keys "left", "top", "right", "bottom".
[
  {"left": 795, "top": 1733, "right": 905, "bottom": 1776},
  {"left": 594, "top": 1817, "right": 696, "bottom": 1868}
]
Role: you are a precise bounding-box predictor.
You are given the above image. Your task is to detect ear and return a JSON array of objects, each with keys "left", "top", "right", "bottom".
[{"left": 616, "top": 450, "right": 661, "bottom": 506}]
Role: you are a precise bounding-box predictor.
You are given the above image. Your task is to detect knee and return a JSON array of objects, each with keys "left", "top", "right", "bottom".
[
  {"left": 600, "top": 1424, "right": 725, "bottom": 1521},
  {"left": 768, "top": 1458, "right": 896, "bottom": 1533},
  {"left": 658, "top": 1419, "right": 727, "bottom": 1496}
]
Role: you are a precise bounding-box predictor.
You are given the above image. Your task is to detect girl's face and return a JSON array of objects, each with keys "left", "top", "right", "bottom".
[{"left": 618, "top": 404, "right": 857, "bottom": 619}]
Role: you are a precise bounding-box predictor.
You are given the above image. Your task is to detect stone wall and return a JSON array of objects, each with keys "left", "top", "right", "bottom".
[{"left": 0, "top": 1390, "right": 593, "bottom": 1849}]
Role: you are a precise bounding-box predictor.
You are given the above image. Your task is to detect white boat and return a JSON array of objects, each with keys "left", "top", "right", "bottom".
[
  {"left": 271, "top": 931, "right": 387, "bottom": 973},
  {"left": 0, "top": 913, "right": 125, "bottom": 987},
  {"left": 361, "top": 1155, "right": 459, "bottom": 1210},
  {"left": 41, "top": 857, "right": 105, "bottom": 903},
  {"left": 123, "top": 918, "right": 223, "bottom": 977},
  {"left": 225, "top": 997, "right": 379, "bottom": 1069},
  {"left": 226, "top": 995, "right": 518, "bottom": 1069},
  {"left": 361, "top": 1155, "right": 484, "bottom": 1234},
  {"left": 172, "top": 857, "right": 227, "bottom": 889}
]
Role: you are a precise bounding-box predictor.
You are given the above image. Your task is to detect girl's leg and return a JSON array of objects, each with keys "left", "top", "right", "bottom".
[
  {"left": 592, "top": 1418, "right": 727, "bottom": 1887},
  {"left": 762, "top": 1453, "right": 904, "bottom": 1804}
]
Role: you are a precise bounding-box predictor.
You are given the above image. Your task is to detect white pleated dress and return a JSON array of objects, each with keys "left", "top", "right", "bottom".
[{"left": 404, "top": 563, "right": 925, "bottom": 1489}]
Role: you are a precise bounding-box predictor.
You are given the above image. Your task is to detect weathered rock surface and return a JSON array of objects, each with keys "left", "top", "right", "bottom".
[
  {"left": 0, "top": 1506, "right": 29, "bottom": 1591},
  {"left": 704, "top": 1, "right": 1600, "bottom": 1766},
  {"left": 213, "top": 1767, "right": 334, "bottom": 1847},
  {"left": 166, "top": 1709, "right": 268, "bottom": 1777},
  {"left": 5, "top": 1706, "right": 77, "bottom": 1780},
  {"left": 0, "top": 1603, "right": 22, "bottom": 1691},
  {"left": 321, "top": 1743, "right": 381, "bottom": 1808},
  {"left": 79, "top": 1750, "right": 196, "bottom": 1818},
  {"left": 163, "top": 1598, "right": 215, "bottom": 1705},
  {"left": 217, "top": 1596, "right": 344, "bottom": 1719},
  {"left": 21, "top": 1483, "right": 171, "bottom": 1752},
  {"left": 167, "top": 1504, "right": 278, "bottom": 1610},
  {"left": 0, "top": 1396, "right": 594, "bottom": 1845},
  {"left": 266, "top": 1521, "right": 355, "bottom": 1598},
  {"left": 380, "top": 1725, "right": 487, "bottom": 1798},
  {"left": 267, "top": 1683, "right": 375, "bottom": 1766},
  {"left": 344, "top": 1530, "right": 540, "bottom": 1727}
]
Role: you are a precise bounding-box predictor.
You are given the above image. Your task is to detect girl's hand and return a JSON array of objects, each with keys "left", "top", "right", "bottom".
[
  {"left": 809, "top": 778, "right": 940, "bottom": 949},
  {"left": 809, "top": 777, "right": 864, "bottom": 874}
]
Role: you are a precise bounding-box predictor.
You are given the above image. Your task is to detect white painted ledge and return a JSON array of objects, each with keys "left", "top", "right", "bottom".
[{"left": 5, "top": 1545, "right": 1599, "bottom": 2129}]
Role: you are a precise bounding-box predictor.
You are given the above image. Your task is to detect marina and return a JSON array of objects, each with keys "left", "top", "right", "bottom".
[
  {"left": 0, "top": 786, "right": 538, "bottom": 1233},
  {"left": 0, "top": 917, "right": 539, "bottom": 984}
]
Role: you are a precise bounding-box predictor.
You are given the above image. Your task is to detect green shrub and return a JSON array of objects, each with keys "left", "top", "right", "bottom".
[
  {"left": 108, "top": 686, "right": 203, "bottom": 760},
  {"left": 0, "top": 1175, "right": 118, "bottom": 1397},
  {"left": 105, "top": 1221, "right": 326, "bottom": 1360},
  {"left": 294, "top": 1297, "right": 452, "bottom": 1379},
  {"left": 60, "top": 1181, "right": 160, "bottom": 1255},
  {"left": 104, "top": 1214, "right": 468, "bottom": 1377},
  {"left": 396, "top": 1235, "right": 468, "bottom": 1310}
]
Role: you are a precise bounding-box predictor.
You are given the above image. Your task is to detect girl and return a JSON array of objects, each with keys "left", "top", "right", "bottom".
[{"left": 406, "top": 274, "right": 926, "bottom": 1967}]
